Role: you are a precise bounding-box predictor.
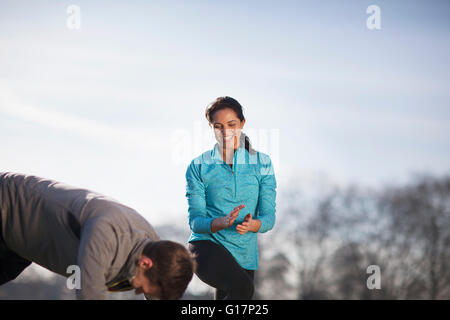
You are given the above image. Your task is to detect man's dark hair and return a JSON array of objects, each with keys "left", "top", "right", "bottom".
[{"left": 141, "top": 240, "right": 196, "bottom": 300}]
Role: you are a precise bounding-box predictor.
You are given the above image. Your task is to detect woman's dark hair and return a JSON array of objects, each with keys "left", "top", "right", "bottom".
[
  {"left": 205, "top": 96, "right": 256, "bottom": 154},
  {"left": 142, "top": 240, "right": 196, "bottom": 300}
]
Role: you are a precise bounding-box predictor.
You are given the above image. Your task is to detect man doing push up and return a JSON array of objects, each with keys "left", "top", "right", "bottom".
[{"left": 0, "top": 172, "right": 195, "bottom": 299}]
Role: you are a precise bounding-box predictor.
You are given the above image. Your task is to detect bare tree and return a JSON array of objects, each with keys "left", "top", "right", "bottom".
[{"left": 378, "top": 174, "right": 450, "bottom": 299}]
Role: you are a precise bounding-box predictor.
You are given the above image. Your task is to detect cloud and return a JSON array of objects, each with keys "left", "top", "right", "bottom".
[{"left": 0, "top": 84, "right": 166, "bottom": 152}]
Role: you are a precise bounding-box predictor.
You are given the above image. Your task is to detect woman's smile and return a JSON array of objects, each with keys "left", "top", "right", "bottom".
[{"left": 223, "top": 135, "right": 234, "bottom": 141}]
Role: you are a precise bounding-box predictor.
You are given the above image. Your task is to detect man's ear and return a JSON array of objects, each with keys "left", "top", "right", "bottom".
[{"left": 139, "top": 256, "right": 153, "bottom": 270}]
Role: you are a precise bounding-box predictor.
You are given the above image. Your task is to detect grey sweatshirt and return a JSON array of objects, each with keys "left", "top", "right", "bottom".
[{"left": 0, "top": 172, "right": 160, "bottom": 299}]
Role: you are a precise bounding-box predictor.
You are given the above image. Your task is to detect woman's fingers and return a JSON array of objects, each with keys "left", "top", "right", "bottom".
[
  {"left": 236, "top": 225, "right": 245, "bottom": 232},
  {"left": 229, "top": 204, "right": 245, "bottom": 219},
  {"left": 229, "top": 211, "right": 240, "bottom": 222},
  {"left": 237, "top": 221, "right": 249, "bottom": 228},
  {"left": 233, "top": 204, "right": 245, "bottom": 212},
  {"left": 229, "top": 212, "right": 240, "bottom": 225},
  {"left": 227, "top": 209, "right": 239, "bottom": 222},
  {"left": 226, "top": 205, "right": 248, "bottom": 229},
  {"left": 236, "top": 223, "right": 249, "bottom": 231},
  {"left": 235, "top": 205, "right": 245, "bottom": 214},
  {"left": 236, "top": 225, "right": 248, "bottom": 234}
]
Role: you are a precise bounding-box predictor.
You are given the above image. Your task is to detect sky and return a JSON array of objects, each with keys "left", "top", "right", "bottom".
[{"left": 1, "top": 0, "right": 449, "bottom": 230}]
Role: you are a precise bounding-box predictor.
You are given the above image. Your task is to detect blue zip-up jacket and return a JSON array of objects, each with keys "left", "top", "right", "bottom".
[{"left": 185, "top": 140, "right": 276, "bottom": 270}]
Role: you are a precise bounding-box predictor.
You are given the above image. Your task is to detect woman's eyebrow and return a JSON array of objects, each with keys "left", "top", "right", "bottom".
[{"left": 213, "top": 120, "right": 238, "bottom": 125}]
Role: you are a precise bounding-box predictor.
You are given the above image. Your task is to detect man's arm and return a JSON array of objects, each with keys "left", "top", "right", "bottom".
[{"left": 76, "top": 218, "right": 116, "bottom": 299}]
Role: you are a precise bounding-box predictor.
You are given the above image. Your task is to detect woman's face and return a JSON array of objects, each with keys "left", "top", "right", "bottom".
[{"left": 210, "top": 108, "right": 245, "bottom": 150}]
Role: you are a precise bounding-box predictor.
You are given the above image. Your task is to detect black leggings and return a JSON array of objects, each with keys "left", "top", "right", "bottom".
[
  {"left": 0, "top": 249, "right": 32, "bottom": 285},
  {"left": 0, "top": 215, "right": 32, "bottom": 285},
  {"left": 188, "top": 240, "right": 254, "bottom": 300},
  {"left": 0, "top": 223, "right": 31, "bottom": 286}
]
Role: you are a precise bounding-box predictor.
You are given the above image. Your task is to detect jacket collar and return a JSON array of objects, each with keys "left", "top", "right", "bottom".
[{"left": 211, "top": 134, "right": 247, "bottom": 165}]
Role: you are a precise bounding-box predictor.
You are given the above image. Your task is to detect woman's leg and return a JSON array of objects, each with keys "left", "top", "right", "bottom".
[
  {"left": 215, "top": 269, "right": 254, "bottom": 300},
  {"left": 188, "top": 240, "right": 254, "bottom": 300}
]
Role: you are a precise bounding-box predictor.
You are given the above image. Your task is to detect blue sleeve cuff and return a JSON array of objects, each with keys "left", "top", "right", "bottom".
[
  {"left": 191, "top": 217, "right": 214, "bottom": 234},
  {"left": 258, "top": 215, "right": 275, "bottom": 233}
]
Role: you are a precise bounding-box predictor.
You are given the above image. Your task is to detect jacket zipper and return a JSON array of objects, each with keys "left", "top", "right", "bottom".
[
  {"left": 225, "top": 150, "right": 238, "bottom": 198},
  {"left": 232, "top": 150, "right": 237, "bottom": 198}
]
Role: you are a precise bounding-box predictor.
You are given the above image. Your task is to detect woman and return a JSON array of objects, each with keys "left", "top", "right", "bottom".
[{"left": 185, "top": 96, "right": 277, "bottom": 300}]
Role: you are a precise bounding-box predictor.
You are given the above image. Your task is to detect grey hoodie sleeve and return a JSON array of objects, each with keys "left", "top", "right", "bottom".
[{"left": 76, "top": 218, "right": 117, "bottom": 300}]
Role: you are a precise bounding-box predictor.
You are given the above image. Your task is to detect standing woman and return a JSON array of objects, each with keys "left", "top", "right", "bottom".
[{"left": 185, "top": 96, "right": 277, "bottom": 300}]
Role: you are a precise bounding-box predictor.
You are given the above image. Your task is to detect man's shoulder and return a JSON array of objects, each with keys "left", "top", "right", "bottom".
[{"left": 84, "top": 197, "right": 159, "bottom": 238}]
